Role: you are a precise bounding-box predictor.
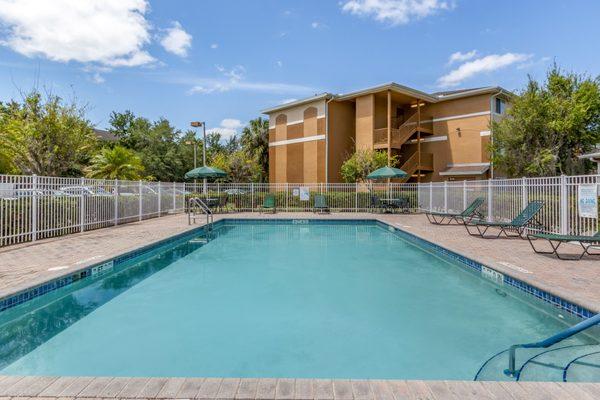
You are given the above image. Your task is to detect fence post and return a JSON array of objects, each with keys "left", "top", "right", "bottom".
[
  {"left": 251, "top": 183, "right": 255, "bottom": 212},
  {"left": 560, "top": 175, "right": 568, "bottom": 234},
  {"left": 114, "top": 179, "right": 119, "bottom": 226},
  {"left": 172, "top": 182, "right": 176, "bottom": 212},
  {"left": 463, "top": 180, "right": 467, "bottom": 210},
  {"left": 487, "top": 179, "right": 493, "bottom": 222},
  {"left": 355, "top": 183, "right": 358, "bottom": 213},
  {"left": 285, "top": 183, "right": 289, "bottom": 212},
  {"left": 443, "top": 181, "right": 448, "bottom": 213},
  {"left": 138, "top": 180, "right": 143, "bottom": 221},
  {"left": 31, "top": 174, "right": 38, "bottom": 242},
  {"left": 521, "top": 177, "right": 528, "bottom": 210},
  {"left": 80, "top": 177, "right": 85, "bottom": 232},
  {"left": 429, "top": 182, "right": 433, "bottom": 212},
  {"left": 157, "top": 182, "right": 161, "bottom": 217}
]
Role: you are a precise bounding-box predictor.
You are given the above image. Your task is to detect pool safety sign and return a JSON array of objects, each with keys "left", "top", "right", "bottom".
[
  {"left": 299, "top": 186, "right": 310, "bottom": 201},
  {"left": 578, "top": 184, "right": 598, "bottom": 218}
]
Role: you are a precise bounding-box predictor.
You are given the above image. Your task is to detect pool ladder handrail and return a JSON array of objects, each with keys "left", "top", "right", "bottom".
[
  {"left": 188, "top": 197, "right": 214, "bottom": 228},
  {"left": 505, "top": 313, "right": 600, "bottom": 377}
]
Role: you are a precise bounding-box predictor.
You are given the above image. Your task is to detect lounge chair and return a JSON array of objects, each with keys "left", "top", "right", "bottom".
[
  {"left": 527, "top": 231, "right": 600, "bottom": 260},
  {"left": 370, "top": 195, "right": 383, "bottom": 213},
  {"left": 425, "top": 197, "right": 484, "bottom": 225},
  {"left": 313, "top": 194, "right": 330, "bottom": 214},
  {"left": 464, "top": 200, "right": 545, "bottom": 239},
  {"left": 259, "top": 194, "right": 276, "bottom": 213}
]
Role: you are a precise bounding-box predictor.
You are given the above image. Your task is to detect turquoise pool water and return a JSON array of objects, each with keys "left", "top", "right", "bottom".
[{"left": 0, "top": 221, "right": 586, "bottom": 379}]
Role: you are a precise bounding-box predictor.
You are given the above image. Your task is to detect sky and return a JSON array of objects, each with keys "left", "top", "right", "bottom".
[{"left": 0, "top": 0, "right": 599, "bottom": 140}]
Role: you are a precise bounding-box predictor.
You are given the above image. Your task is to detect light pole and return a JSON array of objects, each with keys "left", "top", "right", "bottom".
[{"left": 190, "top": 121, "right": 206, "bottom": 193}]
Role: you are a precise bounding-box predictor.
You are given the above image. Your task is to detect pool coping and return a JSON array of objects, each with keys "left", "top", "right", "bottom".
[{"left": 0, "top": 217, "right": 596, "bottom": 321}]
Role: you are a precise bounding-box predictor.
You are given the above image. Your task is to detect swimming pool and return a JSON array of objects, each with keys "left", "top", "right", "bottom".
[{"left": 0, "top": 220, "right": 593, "bottom": 379}]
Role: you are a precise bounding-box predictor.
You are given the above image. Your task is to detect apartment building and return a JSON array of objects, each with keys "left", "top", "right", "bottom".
[{"left": 262, "top": 83, "right": 511, "bottom": 183}]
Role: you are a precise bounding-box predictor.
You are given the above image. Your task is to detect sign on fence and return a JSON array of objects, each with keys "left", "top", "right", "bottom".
[
  {"left": 299, "top": 186, "right": 310, "bottom": 201},
  {"left": 578, "top": 184, "right": 598, "bottom": 218}
]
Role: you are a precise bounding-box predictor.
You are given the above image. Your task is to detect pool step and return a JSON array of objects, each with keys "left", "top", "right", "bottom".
[{"left": 475, "top": 343, "right": 600, "bottom": 382}]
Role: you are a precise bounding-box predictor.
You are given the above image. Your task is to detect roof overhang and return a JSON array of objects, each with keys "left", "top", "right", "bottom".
[
  {"left": 261, "top": 93, "right": 333, "bottom": 114},
  {"left": 579, "top": 151, "right": 600, "bottom": 162},
  {"left": 335, "top": 82, "right": 439, "bottom": 103},
  {"left": 435, "top": 87, "right": 514, "bottom": 101},
  {"left": 439, "top": 164, "right": 490, "bottom": 176}
]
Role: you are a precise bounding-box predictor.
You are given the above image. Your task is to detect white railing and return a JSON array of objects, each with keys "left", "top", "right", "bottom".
[{"left": 1, "top": 174, "right": 598, "bottom": 247}]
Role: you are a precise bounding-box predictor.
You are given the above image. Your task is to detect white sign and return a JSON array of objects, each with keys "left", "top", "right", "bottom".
[
  {"left": 292, "top": 188, "right": 299, "bottom": 197},
  {"left": 299, "top": 186, "right": 310, "bottom": 201},
  {"left": 578, "top": 184, "right": 598, "bottom": 219}
]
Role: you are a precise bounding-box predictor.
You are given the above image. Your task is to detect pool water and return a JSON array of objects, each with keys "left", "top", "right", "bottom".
[{"left": 0, "top": 221, "right": 587, "bottom": 379}]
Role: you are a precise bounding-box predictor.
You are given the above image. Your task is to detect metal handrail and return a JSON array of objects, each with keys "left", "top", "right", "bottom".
[
  {"left": 188, "top": 197, "right": 213, "bottom": 227},
  {"left": 505, "top": 313, "right": 600, "bottom": 376}
]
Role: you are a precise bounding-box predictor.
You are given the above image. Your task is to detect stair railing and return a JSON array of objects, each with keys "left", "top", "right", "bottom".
[
  {"left": 505, "top": 313, "right": 600, "bottom": 377},
  {"left": 188, "top": 197, "right": 214, "bottom": 228}
]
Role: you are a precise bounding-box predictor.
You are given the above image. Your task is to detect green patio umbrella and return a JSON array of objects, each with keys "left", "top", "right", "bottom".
[
  {"left": 184, "top": 166, "right": 227, "bottom": 179},
  {"left": 366, "top": 166, "right": 407, "bottom": 180}
]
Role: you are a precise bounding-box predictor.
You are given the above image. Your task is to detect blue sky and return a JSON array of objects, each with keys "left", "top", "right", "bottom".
[{"left": 1, "top": 0, "right": 599, "bottom": 139}]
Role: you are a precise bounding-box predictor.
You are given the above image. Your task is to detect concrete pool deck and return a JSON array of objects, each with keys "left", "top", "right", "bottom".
[{"left": 0, "top": 212, "right": 599, "bottom": 399}]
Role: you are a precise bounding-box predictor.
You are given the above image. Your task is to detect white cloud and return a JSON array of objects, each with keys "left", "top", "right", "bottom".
[
  {"left": 341, "top": 0, "right": 453, "bottom": 25},
  {"left": 438, "top": 53, "right": 532, "bottom": 87},
  {"left": 90, "top": 73, "right": 105, "bottom": 84},
  {"left": 186, "top": 65, "right": 316, "bottom": 95},
  {"left": 311, "top": 21, "right": 320, "bottom": 28},
  {"left": 276, "top": 60, "right": 283, "bottom": 67},
  {"left": 0, "top": 0, "right": 155, "bottom": 67},
  {"left": 447, "top": 50, "right": 477, "bottom": 65},
  {"left": 207, "top": 119, "right": 245, "bottom": 141},
  {"left": 160, "top": 21, "right": 192, "bottom": 57},
  {"left": 221, "top": 118, "right": 243, "bottom": 130},
  {"left": 210, "top": 43, "right": 219, "bottom": 49}
]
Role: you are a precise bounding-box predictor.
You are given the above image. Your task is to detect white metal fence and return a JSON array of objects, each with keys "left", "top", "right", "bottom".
[{"left": 1, "top": 174, "right": 598, "bottom": 247}]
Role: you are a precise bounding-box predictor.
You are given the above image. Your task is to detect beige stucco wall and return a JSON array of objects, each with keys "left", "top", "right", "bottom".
[
  {"left": 268, "top": 99, "right": 326, "bottom": 128},
  {"left": 267, "top": 99, "right": 327, "bottom": 183}
]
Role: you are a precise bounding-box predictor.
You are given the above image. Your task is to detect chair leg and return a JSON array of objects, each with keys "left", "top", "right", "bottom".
[
  {"left": 464, "top": 223, "right": 482, "bottom": 237},
  {"left": 527, "top": 235, "right": 556, "bottom": 255}
]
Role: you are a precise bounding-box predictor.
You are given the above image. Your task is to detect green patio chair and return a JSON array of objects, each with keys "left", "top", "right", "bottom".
[
  {"left": 527, "top": 231, "right": 600, "bottom": 260},
  {"left": 464, "top": 200, "right": 545, "bottom": 239},
  {"left": 259, "top": 193, "right": 276, "bottom": 213},
  {"left": 425, "top": 197, "right": 484, "bottom": 225},
  {"left": 313, "top": 194, "right": 330, "bottom": 214}
]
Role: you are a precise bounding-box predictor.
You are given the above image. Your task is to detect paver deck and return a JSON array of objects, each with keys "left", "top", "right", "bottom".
[
  {"left": 0, "top": 375, "right": 596, "bottom": 399},
  {"left": 0, "top": 211, "right": 599, "bottom": 399}
]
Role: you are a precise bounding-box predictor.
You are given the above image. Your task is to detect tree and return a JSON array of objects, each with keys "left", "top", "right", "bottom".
[
  {"left": 108, "top": 111, "right": 194, "bottom": 181},
  {"left": 0, "top": 91, "right": 97, "bottom": 176},
  {"left": 491, "top": 65, "right": 600, "bottom": 177},
  {"left": 211, "top": 150, "right": 261, "bottom": 182},
  {"left": 85, "top": 145, "right": 145, "bottom": 180},
  {"left": 240, "top": 117, "right": 269, "bottom": 182},
  {"left": 340, "top": 149, "right": 394, "bottom": 182}
]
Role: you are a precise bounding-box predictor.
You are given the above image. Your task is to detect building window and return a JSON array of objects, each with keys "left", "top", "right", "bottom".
[{"left": 495, "top": 98, "right": 505, "bottom": 114}]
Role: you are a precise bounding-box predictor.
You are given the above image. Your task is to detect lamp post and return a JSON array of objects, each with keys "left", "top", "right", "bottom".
[{"left": 190, "top": 121, "right": 206, "bottom": 193}]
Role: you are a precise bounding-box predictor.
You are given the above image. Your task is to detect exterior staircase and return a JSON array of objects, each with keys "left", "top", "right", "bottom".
[
  {"left": 396, "top": 152, "right": 434, "bottom": 182},
  {"left": 475, "top": 314, "right": 600, "bottom": 382},
  {"left": 373, "top": 112, "right": 433, "bottom": 150}
]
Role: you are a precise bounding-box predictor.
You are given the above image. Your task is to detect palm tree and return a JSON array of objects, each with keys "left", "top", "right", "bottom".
[
  {"left": 240, "top": 117, "right": 269, "bottom": 182},
  {"left": 85, "top": 145, "right": 144, "bottom": 180}
]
